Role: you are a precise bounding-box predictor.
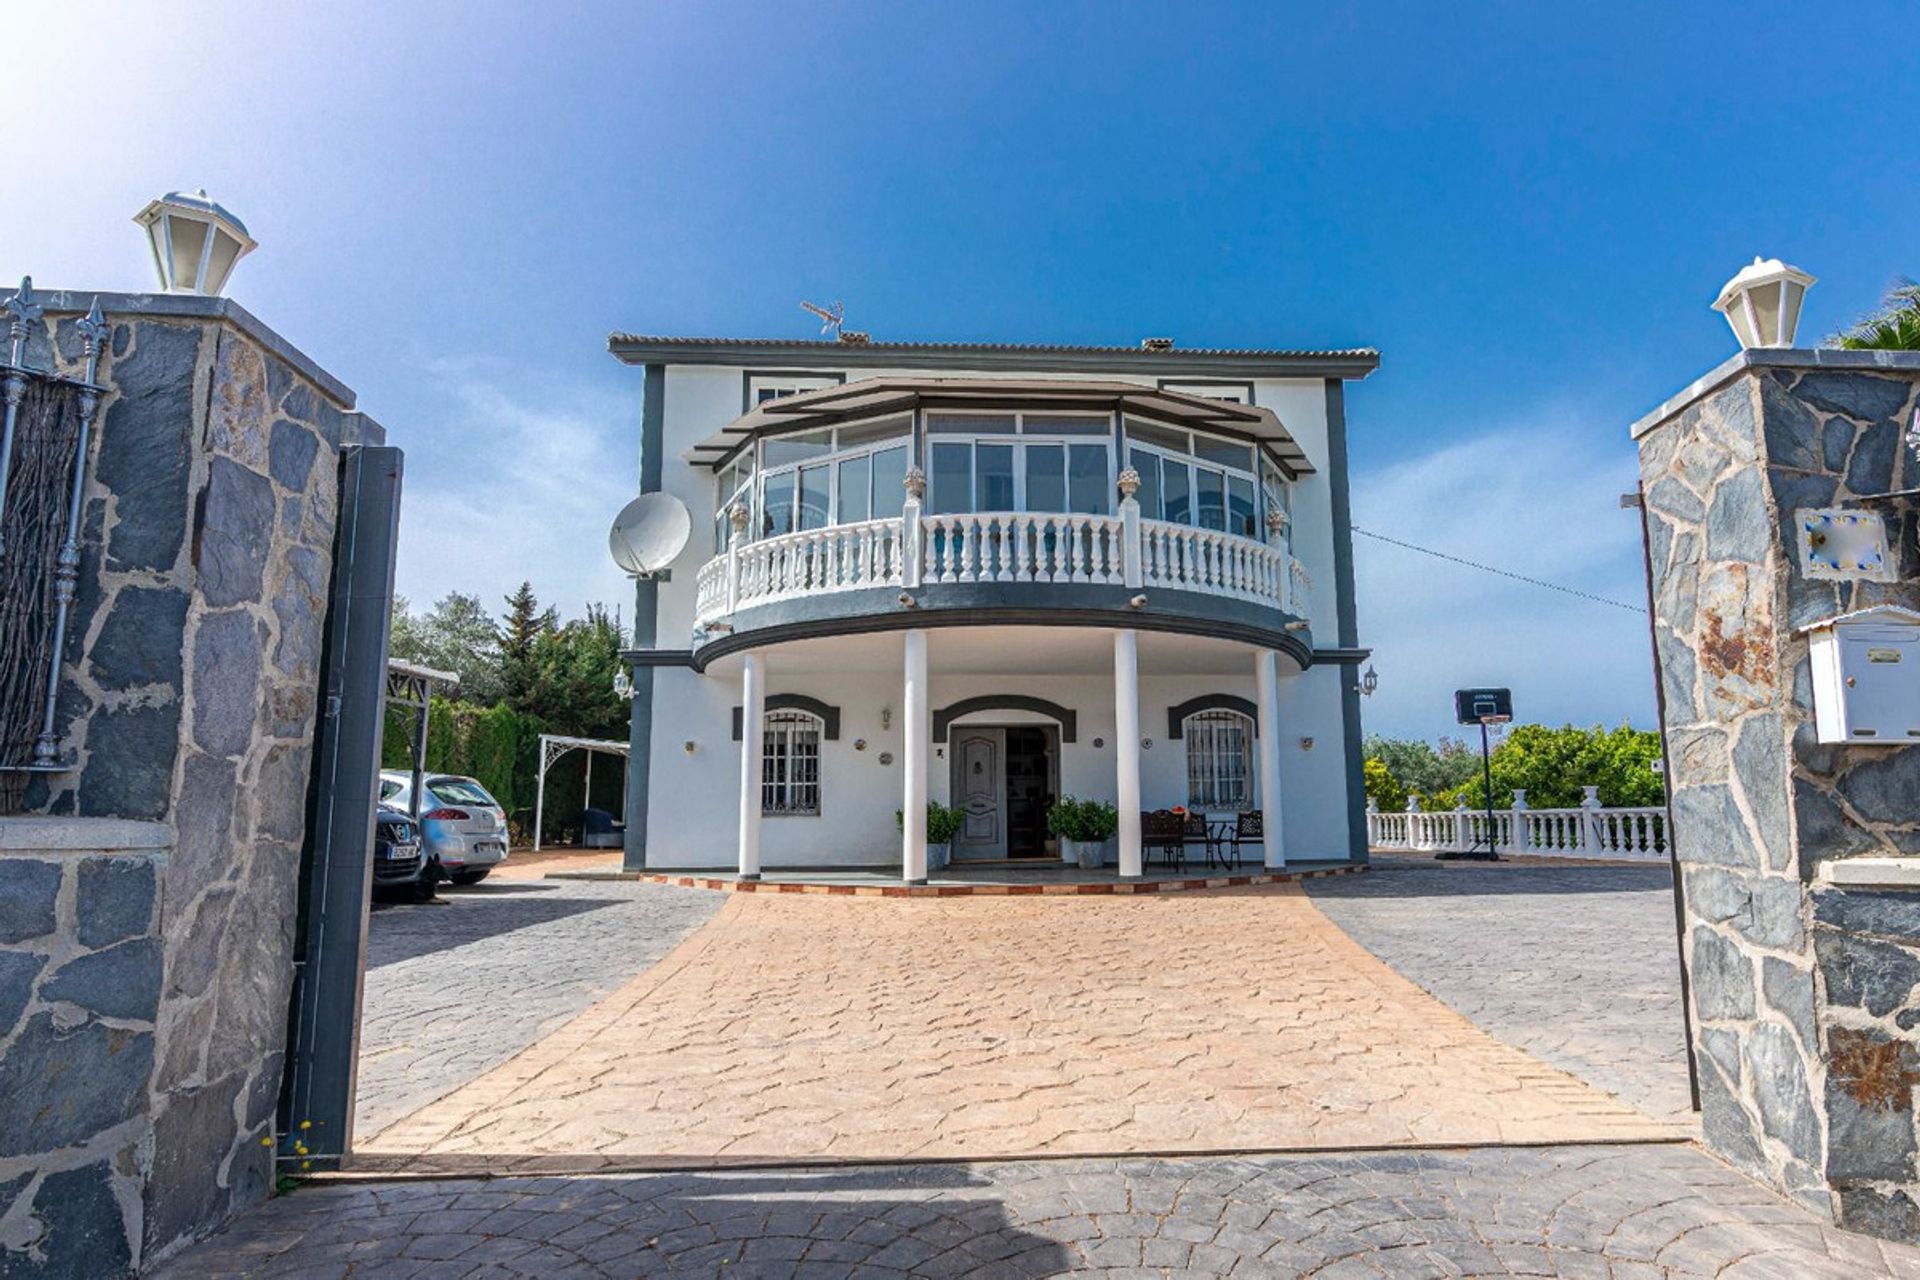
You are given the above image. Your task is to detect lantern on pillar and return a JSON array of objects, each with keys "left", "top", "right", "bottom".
[
  {"left": 1711, "top": 257, "right": 1814, "bottom": 349},
  {"left": 133, "top": 190, "right": 256, "bottom": 296}
]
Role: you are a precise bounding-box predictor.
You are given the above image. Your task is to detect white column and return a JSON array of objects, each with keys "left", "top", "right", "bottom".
[
  {"left": 1254, "top": 648, "right": 1286, "bottom": 868},
  {"left": 902, "top": 628, "right": 929, "bottom": 883},
  {"left": 1114, "top": 628, "right": 1142, "bottom": 877},
  {"left": 737, "top": 653, "right": 765, "bottom": 879}
]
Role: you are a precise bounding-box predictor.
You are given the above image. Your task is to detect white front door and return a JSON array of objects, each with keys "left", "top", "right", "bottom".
[{"left": 951, "top": 728, "right": 1007, "bottom": 860}]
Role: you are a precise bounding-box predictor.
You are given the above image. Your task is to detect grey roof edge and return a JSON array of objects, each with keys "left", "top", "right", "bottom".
[
  {"left": 30, "top": 288, "right": 358, "bottom": 409},
  {"left": 1630, "top": 347, "right": 1920, "bottom": 440},
  {"left": 607, "top": 335, "right": 1380, "bottom": 380}
]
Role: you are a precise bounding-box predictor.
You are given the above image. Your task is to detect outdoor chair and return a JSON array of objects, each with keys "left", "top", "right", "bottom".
[
  {"left": 1140, "top": 809, "right": 1188, "bottom": 872},
  {"left": 1220, "top": 811, "right": 1262, "bottom": 867},
  {"left": 1183, "top": 811, "right": 1223, "bottom": 869}
]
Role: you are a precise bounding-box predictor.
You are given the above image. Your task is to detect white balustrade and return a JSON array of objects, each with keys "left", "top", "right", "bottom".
[
  {"left": 692, "top": 509, "right": 1304, "bottom": 625},
  {"left": 1368, "top": 799, "right": 1668, "bottom": 862}
]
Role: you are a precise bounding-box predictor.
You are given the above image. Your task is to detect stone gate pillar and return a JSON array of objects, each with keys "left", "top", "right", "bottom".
[{"left": 1635, "top": 348, "right": 1920, "bottom": 1240}]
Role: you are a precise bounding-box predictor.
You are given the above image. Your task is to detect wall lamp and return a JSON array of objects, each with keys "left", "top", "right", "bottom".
[
  {"left": 1128, "top": 593, "right": 1147, "bottom": 609},
  {"left": 898, "top": 593, "right": 918, "bottom": 608}
]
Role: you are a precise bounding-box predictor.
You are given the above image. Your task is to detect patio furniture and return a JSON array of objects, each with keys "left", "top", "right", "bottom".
[
  {"left": 1141, "top": 809, "right": 1188, "bottom": 872},
  {"left": 1221, "top": 811, "right": 1262, "bottom": 867},
  {"left": 1184, "top": 812, "right": 1223, "bottom": 870},
  {"left": 582, "top": 807, "right": 626, "bottom": 849}
]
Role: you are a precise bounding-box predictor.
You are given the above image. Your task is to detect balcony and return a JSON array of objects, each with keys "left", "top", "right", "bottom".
[{"left": 693, "top": 506, "right": 1310, "bottom": 633}]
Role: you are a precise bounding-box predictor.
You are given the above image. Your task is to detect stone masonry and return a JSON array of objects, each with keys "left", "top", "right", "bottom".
[
  {"left": 1635, "top": 350, "right": 1920, "bottom": 1240},
  {"left": 0, "top": 291, "right": 384, "bottom": 1276}
]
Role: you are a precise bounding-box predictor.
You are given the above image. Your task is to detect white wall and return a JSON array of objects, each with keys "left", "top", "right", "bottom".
[{"left": 643, "top": 659, "right": 1354, "bottom": 869}]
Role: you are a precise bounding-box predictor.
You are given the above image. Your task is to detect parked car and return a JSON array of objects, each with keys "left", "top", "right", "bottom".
[
  {"left": 379, "top": 771, "right": 511, "bottom": 885},
  {"left": 371, "top": 805, "right": 431, "bottom": 902}
]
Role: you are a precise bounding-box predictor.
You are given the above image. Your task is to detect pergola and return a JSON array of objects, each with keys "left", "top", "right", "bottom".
[{"left": 533, "top": 733, "right": 630, "bottom": 852}]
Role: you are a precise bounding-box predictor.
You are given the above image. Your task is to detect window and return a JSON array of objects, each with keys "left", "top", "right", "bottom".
[
  {"left": 1185, "top": 710, "right": 1253, "bottom": 811},
  {"left": 763, "top": 711, "right": 823, "bottom": 815},
  {"left": 1126, "top": 418, "right": 1261, "bottom": 540},
  {"left": 747, "top": 373, "right": 841, "bottom": 408}
]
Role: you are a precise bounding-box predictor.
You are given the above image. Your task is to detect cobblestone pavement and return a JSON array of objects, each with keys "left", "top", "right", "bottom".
[
  {"left": 355, "top": 878, "right": 724, "bottom": 1141},
  {"left": 160, "top": 1143, "right": 1920, "bottom": 1278},
  {"left": 361, "top": 884, "right": 1675, "bottom": 1169},
  {"left": 1307, "top": 857, "right": 1695, "bottom": 1124}
]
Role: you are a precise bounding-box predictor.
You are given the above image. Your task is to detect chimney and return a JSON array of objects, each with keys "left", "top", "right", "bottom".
[{"left": 1141, "top": 337, "right": 1174, "bottom": 351}]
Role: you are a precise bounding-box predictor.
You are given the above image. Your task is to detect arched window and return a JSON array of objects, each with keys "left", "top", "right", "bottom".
[
  {"left": 763, "top": 710, "right": 823, "bottom": 816},
  {"left": 1184, "top": 710, "right": 1253, "bottom": 811}
]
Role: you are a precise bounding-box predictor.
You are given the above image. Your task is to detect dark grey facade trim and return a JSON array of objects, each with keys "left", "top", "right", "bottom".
[
  {"left": 622, "top": 364, "right": 668, "bottom": 872},
  {"left": 38, "top": 287, "right": 358, "bottom": 408},
  {"left": 1324, "top": 378, "right": 1368, "bottom": 865},
  {"left": 691, "top": 588, "right": 1314, "bottom": 674},
  {"left": 1154, "top": 377, "right": 1255, "bottom": 402},
  {"left": 610, "top": 336, "right": 1379, "bottom": 380},
  {"left": 732, "top": 694, "right": 841, "bottom": 741},
  {"left": 622, "top": 648, "right": 694, "bottom": 667},
  {"left": 1311, "top": 647, "right": 1373, "bottom": 665},
  {"left": 933, "top": 695, "right": 1077, "bottom": 743},
  {"left": 741, "top": 368, "right": 847, "bottom": 413},
  {"left": 1166, "top": 694, "right": 1259, "bottom": 738}
]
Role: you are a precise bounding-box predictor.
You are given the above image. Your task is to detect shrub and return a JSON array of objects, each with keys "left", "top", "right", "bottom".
[
  {"left": 896, "top": 802, "right": 966, "bottom": 844},
  {"left": 1046, "top": 797, "right": 1119, "bottom": 842}
]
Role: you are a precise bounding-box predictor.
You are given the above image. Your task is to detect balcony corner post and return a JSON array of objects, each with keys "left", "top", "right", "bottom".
[
  {"left": 1118, "top": 467, "right": 1143, "bottom": 589},
  {"left": 1511, "top": 789, "right": 1530, "bottom": 853},
  {"left": 725, "top": 502, "right": 748, "bottom": 614},
  {"left": 902, "top": 467, "right": 926, "bottom": 589}
]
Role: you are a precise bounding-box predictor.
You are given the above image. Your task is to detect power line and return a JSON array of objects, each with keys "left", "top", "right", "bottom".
[{"left": 1352, "top": 525, "right": 1646, "bottom": 614}]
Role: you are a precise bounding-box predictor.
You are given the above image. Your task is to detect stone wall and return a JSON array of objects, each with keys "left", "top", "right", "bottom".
[
  {"left": 0, "top": 293, "right": 384, "bottom": 1274},
  {"left": 1635, "top": 351, "right": 1920, "bottom": 1239},
  {"left": 0, "top": 821, "right": 167, "bottom": 1280}
]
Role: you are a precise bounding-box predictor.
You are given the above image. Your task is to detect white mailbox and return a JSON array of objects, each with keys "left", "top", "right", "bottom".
[{"left": 1803, "top": 605, "right": 1920, "bottom": 745}]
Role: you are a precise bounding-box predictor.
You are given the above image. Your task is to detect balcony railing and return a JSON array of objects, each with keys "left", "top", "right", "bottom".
[
  {"left": 1367, "top": 788, "right": 1668, "bottom": 862},
  {"left": 693, "top": 499, "right": 1310, "bottom": 628}
]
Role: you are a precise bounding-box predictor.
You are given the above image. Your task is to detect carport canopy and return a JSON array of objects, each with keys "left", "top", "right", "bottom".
[{"left": 534, "top": 733, "right": 631, "bottom": 852}]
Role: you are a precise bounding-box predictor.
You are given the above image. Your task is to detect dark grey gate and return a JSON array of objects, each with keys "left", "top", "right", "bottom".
[{"left": 279, "top": 444, "right": 403, "bottom": 1167}]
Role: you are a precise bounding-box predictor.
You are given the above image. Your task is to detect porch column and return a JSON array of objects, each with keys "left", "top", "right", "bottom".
[
  {"left": 902, "top": 628, "right": 929, "bottom": 884},
  {"left": 1254, "top": 648, "right": 1287, "bottom": 868},
  {"left": 737, "top": 652, "right": 764, "bottom": 880},
  {"left": 1114, "top": 628, "right": 1142, "bottom": 877}
]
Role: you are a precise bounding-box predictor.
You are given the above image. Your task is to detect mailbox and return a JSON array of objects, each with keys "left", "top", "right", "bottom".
[{"left": 1803, "top": 606, "right": 1920, "bottom": 745}]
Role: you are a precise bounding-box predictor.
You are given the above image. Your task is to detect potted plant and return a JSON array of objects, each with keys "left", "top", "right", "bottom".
[
  {"left": 897, "top": 802, "right": 965, "bottom": 871},
  {"left": 1047, "top": 797, "right": 1119, "bottom": 869}
]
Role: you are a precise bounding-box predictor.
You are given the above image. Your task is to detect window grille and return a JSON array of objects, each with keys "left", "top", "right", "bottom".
[
  {"left": 1185, "top": 710, "right": 1253, "bottom": 811},
  {"left": 763, "top": 710, "right": 822, "bottom": 815}
]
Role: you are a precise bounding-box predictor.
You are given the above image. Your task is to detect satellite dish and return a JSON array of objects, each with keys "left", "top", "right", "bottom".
[{"left": 608, "top": 493, "right": 692, "bottom": 577}]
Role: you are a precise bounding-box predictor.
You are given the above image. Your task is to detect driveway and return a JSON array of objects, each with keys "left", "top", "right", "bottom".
[
  {"left": 359, "top": 882, "right": 1676, "bottom": 1169},
  {"left": 355, "top": 876, "right": 723, "bottom": 1141}
]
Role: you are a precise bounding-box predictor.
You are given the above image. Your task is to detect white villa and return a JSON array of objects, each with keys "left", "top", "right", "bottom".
[{"left": 608, "top": 332, "right": 1377, "bottom": 879}]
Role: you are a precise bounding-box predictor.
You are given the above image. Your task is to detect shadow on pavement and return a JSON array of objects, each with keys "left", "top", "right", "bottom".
[
  {"left": 159, "top": 1165, "right": 1074, "bottom": 1278},
  {"left": 366, "top": 893, "right": 620, "bottom": 968},
  {"left": 1314, "top": 860, "right": 1673, "bottom": 898}
]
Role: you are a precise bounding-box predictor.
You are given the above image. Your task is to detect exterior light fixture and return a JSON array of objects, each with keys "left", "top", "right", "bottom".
[
  {"left": 1361, "top": 665, "right": 1379, "bottom": 697},
  {"left": 898, "top": 593, "right": 918, "bottom": 608},
  {"left": 612, "top": 669, "right": 633, "bottom": 700},
  {"left": 1128, "top": 593, "right": 1147, "bottom": 609},
  {"left": 1712, "top": 257, "right": 1815, "bottom": 349},
  {"left": 133, "top": 190, "right": 256, "bottom": 296}
]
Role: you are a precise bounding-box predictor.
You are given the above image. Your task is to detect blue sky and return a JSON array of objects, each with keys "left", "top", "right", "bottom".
[{"left": 10, "top": 2, "right": 1920, "bottom": 738}]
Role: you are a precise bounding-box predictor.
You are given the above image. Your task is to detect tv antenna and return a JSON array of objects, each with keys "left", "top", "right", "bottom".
[{"left": 800, "top": 299, "right": 845, "bottom": 337}]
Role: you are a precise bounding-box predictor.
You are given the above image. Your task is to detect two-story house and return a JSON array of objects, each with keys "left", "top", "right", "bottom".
[{"left": 609, "top": 333, "right": 1376, "bottom": 880}]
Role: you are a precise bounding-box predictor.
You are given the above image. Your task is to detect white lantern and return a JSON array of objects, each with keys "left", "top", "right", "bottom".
[
  {"left": 1712, "top": 257, "right": 1815, "bottom": 349},
  {"left": 132, "top": 190, "right": 256, "bottom": 296}
]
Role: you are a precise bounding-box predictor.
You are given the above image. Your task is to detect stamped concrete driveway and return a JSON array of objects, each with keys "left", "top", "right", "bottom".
[{"left": 360, "top": 883, "right": 1676, "bottom": 1170}]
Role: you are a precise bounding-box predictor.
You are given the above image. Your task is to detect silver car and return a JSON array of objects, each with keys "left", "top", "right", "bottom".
[{"left": 379, "top": 771, "right": 511, "bottom": 885}]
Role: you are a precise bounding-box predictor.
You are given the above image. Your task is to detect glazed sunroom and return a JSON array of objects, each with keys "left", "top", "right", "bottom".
[{"left": 689, "top": 378, "right": 1317, "bottom": 639}]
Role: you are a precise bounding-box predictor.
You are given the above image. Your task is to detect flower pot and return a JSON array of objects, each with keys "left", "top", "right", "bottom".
[
  {"left": 927, "top": 842, "right": 951, "bottom": 872},
  {"left": 1064, "top": 838, "right": 1105, "bottom": 870}
]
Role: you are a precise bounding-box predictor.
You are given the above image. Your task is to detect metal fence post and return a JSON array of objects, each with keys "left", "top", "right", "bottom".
[
  {"left": 0, "top": 277, "right": 44, "bottom": 558},
  {"left": 30, "top": 300, "right": 108, "bottom": 765}
]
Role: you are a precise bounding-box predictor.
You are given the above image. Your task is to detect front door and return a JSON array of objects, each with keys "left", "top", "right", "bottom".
[{"left": 951, "top": 728, "right": 1006, "bottom": 859}]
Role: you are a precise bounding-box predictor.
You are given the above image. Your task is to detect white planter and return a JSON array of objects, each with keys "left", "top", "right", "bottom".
[{"left": 1062, "top": 838, "right": 1108, "bottom": 870}]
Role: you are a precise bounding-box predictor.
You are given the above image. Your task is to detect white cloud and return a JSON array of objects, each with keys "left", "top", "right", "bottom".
[
  {"left": 1350, "top": 406, "right": 1659, "bottom": 742},
  {"left": 392, "top": 362, "right": 637, "bottom": 626}
]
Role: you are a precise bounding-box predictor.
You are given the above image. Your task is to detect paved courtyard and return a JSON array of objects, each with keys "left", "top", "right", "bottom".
[
  {"left": 356, "top": 875, "right": 722, "bottom": 1140},
  {"left": 1306, "top": 857, "right": 1694, "bottom": 1123},
  {"left": 160, "top": 1144, "right": 1920, "bottom": 1278},
  {"left": 360, "top": 881, "right": 1675, "bottom": 1169}
]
